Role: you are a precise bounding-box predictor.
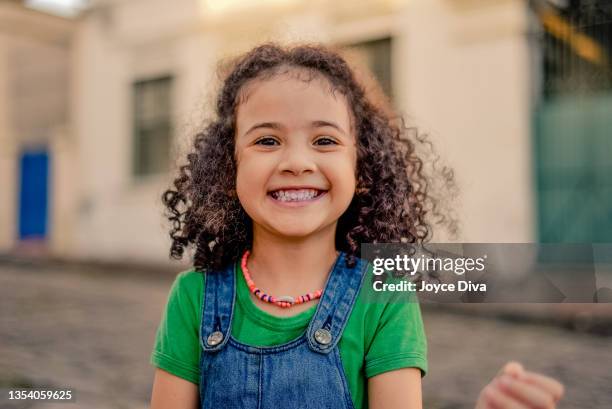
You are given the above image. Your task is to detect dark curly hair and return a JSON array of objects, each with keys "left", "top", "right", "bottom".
[{"left": 162, "top": 42, "right": 458, "bottom": 272}]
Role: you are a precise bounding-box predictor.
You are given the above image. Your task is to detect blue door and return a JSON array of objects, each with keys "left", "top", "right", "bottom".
[{"left": 18, "top": 150, "right": 49, "bottom": 240}]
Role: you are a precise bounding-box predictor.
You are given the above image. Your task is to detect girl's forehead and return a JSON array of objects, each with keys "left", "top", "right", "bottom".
[
  {"left": 238, "top": 70, "right": 343, "bottom": 107},
  {"left": 235, "top": 71, "right": 355, "bottom": 134}
]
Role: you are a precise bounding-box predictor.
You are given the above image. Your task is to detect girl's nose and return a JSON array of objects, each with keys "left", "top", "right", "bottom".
[{"left": 277, "top": 144, "right": 316, "bottom": 176}]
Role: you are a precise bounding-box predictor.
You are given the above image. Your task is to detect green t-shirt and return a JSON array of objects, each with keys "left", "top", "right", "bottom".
[{"left": 151, "top": 262, "right": 428, "bottom": 409}]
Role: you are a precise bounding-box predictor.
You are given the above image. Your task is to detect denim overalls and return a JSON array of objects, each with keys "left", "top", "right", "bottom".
[{"left": 198, "top": 251, "right": 368, "bottom": 409}]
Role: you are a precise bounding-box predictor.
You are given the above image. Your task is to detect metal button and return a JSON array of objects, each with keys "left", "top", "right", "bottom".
[
  {"left": 314, "top": 328, "right": 332, "bottom": 345},
  {"left": 207, "top": 331, "right": 224, "bottom": 346}
]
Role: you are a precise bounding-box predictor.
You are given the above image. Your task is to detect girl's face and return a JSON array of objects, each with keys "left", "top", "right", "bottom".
[{"left": 234, "top": 72, "right": 357, "bottom": 240}]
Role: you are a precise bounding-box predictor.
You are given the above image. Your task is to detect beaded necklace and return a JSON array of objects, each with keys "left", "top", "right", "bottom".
[{"left": 240, "top": 250, "right": 323, "bottom": 308}]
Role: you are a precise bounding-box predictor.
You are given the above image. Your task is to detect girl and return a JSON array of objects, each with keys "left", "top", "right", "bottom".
[{"left": 150, "top": 42, "right": 564, "bottom": 409}]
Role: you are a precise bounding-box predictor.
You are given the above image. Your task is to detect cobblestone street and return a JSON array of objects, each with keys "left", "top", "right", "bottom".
[{"left": 1, "top": 262, "right": 611, "bottom": 409}]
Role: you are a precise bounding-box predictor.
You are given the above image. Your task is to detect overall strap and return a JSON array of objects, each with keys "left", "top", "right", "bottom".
[
  {"left": 200, "top": 261, "right": 236, "bottom": 353},
  {"left": 306, "top": 252, "right": 369, "bottom": 354}
]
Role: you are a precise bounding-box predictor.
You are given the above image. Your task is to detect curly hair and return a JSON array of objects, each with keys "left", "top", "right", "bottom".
[{"left": 162, "top": 42, "right": 458, "bottom": 272}]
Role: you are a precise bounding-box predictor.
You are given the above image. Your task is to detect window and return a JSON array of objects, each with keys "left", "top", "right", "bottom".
[
  {"left": 132, "top": 76, "right": 173, "bottom": 177},
  {"left": 344, "top": 37, "right": 393, "bottom": 102}
]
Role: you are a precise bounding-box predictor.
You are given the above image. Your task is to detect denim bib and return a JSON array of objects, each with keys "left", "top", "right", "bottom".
[{"left": 199, "top": 251, "right": 368, "bottom": 409}]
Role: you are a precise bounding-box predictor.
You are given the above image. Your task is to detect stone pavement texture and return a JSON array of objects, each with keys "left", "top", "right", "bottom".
[{"left": 1, "top": 262, "right": 611, "bottom": 409}]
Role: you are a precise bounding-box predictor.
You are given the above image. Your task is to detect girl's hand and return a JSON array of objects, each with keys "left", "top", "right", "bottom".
[{"left": 475, "top": 361, "right": 565, "bottom": 409}]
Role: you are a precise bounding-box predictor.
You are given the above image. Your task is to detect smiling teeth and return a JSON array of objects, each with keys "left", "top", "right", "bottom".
[{"left": 271, "top": 189, "right": 319, "bottom": 202}]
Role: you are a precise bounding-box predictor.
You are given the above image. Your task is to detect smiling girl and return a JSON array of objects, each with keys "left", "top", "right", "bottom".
[{"left": 150, "top": 42, "right": 564, "bottom": 409}]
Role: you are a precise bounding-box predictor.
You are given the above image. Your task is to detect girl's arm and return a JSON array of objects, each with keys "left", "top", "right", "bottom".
[
  {"left": 150, "top": 368, "right": 199, "bottom": 409},
  {"left": 368, "top": 367, "right": 423, "bottom": 409}
]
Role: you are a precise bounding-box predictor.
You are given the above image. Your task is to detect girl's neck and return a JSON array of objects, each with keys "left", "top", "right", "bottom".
[{"left": 247, "top": 224, "right": 339, "bottom": 295}]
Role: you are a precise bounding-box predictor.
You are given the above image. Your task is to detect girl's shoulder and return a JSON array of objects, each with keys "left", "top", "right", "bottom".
[
  {"left": 166, "top": 269, "right": 205, "bottom": 306},
  {"left": 169, "top": 263, "right": 239, "bottom": 311},
  {"left": 353, "top": 263, "right": 421, "bottom": 322},
  {"left": 175, "top": 268, "right": 205, "bottom": 285}
]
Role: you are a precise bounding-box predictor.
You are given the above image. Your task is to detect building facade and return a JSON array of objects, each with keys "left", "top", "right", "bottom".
[
  {"left": 4, "top": 0, "right": 546, "bottom": 265},
  {"left": 0, "top": 2, "right": 77, "bottom": 258}
]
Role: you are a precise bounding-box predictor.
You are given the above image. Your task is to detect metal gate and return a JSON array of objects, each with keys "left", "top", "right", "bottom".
[{"left": 531, "top": 0, "right": 612, "bottom": 242}]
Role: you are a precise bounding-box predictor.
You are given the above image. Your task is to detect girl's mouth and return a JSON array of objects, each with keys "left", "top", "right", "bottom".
[{"left": 267, "top": 188, "right": 327, "bottom": 205}]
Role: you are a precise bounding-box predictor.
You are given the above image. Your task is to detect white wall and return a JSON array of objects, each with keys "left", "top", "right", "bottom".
[
  {"left": 399, "top": 0, "right": 535, "bottom": 242},
  {"left": 72, "top": 0, "right": 215, "bottom": 266}
]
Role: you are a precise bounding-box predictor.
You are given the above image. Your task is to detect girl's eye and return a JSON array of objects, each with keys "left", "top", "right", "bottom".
[
  {"left": 314, "top": 137, "right": 337, "bottom": 146},
  {"left": 255, "top": 137, "right": 279, "bottom": 146}
]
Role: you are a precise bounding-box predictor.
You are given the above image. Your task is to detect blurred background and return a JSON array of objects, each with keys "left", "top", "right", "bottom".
[{"left": 0, "top": 0, "right": 611, "bottom": 408}]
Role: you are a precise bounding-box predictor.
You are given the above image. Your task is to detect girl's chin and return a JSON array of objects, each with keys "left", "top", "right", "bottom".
[
  {"left": 257, "top": 218, "right": 333, "bottom": 239},
  {"left": 268, "top": 225, "right": 323, "bottom": 239}
]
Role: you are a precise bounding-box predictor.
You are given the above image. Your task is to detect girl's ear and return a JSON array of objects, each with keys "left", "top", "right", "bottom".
[{"left": 226, "top": 188, "right": 238, "bottom": 198}]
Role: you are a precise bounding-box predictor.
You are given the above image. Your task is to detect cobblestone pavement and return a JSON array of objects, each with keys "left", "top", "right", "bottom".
[{"left": 1, "top": 262, "right": 611, "bottom": 409}]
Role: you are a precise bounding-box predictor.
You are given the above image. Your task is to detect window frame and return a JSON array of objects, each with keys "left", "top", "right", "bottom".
[{"left": 131, "top": 75, "right": 174, "bottom": 178}]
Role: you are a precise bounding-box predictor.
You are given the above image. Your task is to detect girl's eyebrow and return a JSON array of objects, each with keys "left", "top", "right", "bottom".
[{"left": 243, "top": 120, "right": 347, "bottom": 137}]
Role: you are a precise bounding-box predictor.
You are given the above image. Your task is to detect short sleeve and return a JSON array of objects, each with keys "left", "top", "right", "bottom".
[
  {"left": 364, "top": 284, "right": 428, "bottom": 379},
  {"left": 150, "top": 270, "right": 203, "bottom": 385}
]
